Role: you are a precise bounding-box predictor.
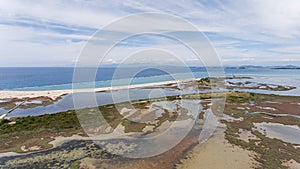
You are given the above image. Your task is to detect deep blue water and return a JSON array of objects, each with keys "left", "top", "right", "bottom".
[
  {"left": 0, "top": 67, "right": 206, "bottom": 90},
  {"left": 1, "top": 67, "right": 300, "bottom": 117},
  {"left": 0, "top": 67, "right": 299, "bottom": 91}
]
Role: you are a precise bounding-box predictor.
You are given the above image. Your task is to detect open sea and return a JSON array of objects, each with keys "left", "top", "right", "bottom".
[
  {"left": 0, "top": 67, "right": 300, "bottom": 91},
  {"left": 1, "top": 67, "right": 300, "bottom": 117}
]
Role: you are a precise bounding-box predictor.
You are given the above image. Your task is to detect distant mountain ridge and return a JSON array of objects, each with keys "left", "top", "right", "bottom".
[
  {"left": 271, "top": 65, "right": 300, "bottom": 69},
  {"left": 227, "top": 65, "right": 300, "bottom": 69},
  {"left": 76, "top": 64, "right": 300, "bottom": 70}
]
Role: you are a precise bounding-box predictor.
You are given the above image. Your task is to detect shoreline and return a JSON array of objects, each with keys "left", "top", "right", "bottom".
[
  {"left": 0, "top": 78, "right": 202, "bottom": 101},
  {"left": 1, "top": 75, "right": 299, "bottom": 102}
]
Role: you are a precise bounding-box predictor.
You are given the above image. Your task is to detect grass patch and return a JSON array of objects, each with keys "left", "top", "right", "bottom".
[
  {"left": 222, "top": 93, "right": 300, "bottom": 169},
  {"left": 70, "top": 161, "right": 81, "bottom": 169},
  {"left": 122, "top": 120, "right": 146, "bottom": 133}
]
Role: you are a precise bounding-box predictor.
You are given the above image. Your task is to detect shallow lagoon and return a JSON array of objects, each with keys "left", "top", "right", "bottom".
[
  {"left": 1, "top": 72, "right": 300, "bottom": 118},
  {"left": 254, "top": 122, "right": 300, "bottom": 145}
]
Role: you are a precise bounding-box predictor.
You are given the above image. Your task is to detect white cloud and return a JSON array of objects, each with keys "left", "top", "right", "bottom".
[
  {"left": 0, "top": 0, "right": 300, "bottom": 66},
  {"left": 0, "top": 24, "right": 84, "bottom": 66},
  {"left": 0, "top": 0, "right": 122, "bottom": 28}
]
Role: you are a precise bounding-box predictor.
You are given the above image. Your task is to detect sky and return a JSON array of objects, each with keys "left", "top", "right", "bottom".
[{"left": 0, "top": 0, "right": 300, "bottom": 67}]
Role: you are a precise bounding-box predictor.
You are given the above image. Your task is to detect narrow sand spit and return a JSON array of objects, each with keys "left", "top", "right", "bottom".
[
  {"left": 0, "top": 90, "right": 70, "bottom": 100},
  {"left": 0, "top": 152, "right": 20, "bottom": 158},
  {"left": 49, "top": 135, "right": 90, "bottom": 148},
  {"left": 0, "top": 78, "right": 201, "bottom": 100},
  {"left": 176, "top": 127, "right": 259, "bottom": 169}
]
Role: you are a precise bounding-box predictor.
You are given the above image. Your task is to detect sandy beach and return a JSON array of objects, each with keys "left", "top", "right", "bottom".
[
  {"left": 0, "top": 78, "right": 201, "bottom": 100},
  {"left": 176, "top": 126, "right": 259, "bottom": 169}
]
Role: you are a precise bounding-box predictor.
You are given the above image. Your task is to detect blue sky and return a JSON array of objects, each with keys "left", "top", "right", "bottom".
[{"left": 0, "top": 0, "right": 300, "bottom": 67}]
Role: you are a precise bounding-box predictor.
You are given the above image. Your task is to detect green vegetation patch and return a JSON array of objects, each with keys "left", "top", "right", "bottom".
[
  {"left": 70, "top": 161, "right": 81, "bottom": 169},
  {"left": 0, "top": 110, "right": 83, "bottom": 153},
  {"left": 222, "top": 93, "right": 300, "bottom": 169}
]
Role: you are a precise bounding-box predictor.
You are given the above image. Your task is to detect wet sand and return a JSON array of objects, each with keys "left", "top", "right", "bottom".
[{"left": 176, "top": 126, "right": 259, "bottom": 169}]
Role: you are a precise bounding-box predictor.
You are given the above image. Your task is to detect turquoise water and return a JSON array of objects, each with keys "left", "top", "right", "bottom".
[
  {"left": 1, "top": 67, "right": 204, "bottom": 90},
  {"left": 1, "top": 68, "right": 300, "bottom": 117},
  {"left": 3, "top": 68, "right": 300, "bottom": 91}
]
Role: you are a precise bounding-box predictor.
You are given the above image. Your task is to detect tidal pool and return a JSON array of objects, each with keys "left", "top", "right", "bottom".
[{"left": 253, "top": 122, "right": 300, "bottom": 144}]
